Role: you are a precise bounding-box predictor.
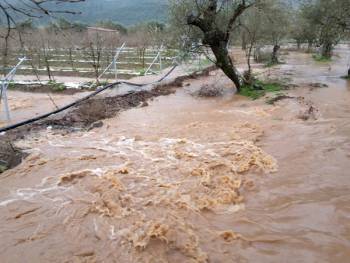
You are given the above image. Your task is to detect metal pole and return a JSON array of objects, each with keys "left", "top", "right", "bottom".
[
  {"left": 114, "top": 42, "right": 125, "bottom": 80},
  {"left": 145, "top": 44, "right": 163, "bottom": 75},
  {"left": 2, "top": 81, "right": 10, "bottom": 121},
  {"left": 0, "top": 57, "right": 27, "bottom": 122},
  {"left": 198, "top": 54, "right": 201, "bottom": 70},
  {"left": 113, "top": 55, "right": 117, "bottom": 80},
  {"left": 97, "top": 43, "right": 125, "bottom": 82},
  {"left": 159, "top": 50, "right": 162, "bottom": 71}
]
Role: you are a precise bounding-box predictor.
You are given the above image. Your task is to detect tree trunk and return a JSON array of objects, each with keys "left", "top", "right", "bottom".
[
  {"left": 296, "top": 40, "right": 301, "bottom": 50},
  {"left": 43, "top": 49, "right": 52, "bottom": 81},
  {"left": 348, "top": 67, "right": 350, "bottom": 77},
  {"left": 2, "top": 37, "right": 9, "bottom": 76},
  {"left": 210, "top": 43, "right": 241, "bottom": 91},
  {"left": 321, "top": 41, "right": 332, "bottom": 58},
  {"left": 271, "top": 45, "right": 280, "bottom": 64},
  {"left": 241, "top": 31, "right": 247, "bottom": 50},
  {"left": 69, "top": 48, "right": 74, "bottom": 70},
  {"left": 307, "top": 41, "right": 313, "bottom": 53},
  {"left": 244, "top": 42, "right": 254, "bottom": 85}
]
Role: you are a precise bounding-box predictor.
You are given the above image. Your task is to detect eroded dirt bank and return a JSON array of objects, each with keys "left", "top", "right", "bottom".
[{"left": 0, "top": 46, "right": 350, "bottom": 262}]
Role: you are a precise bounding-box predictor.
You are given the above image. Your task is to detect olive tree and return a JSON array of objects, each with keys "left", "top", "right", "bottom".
[
  {"left": 169, "top": 0, "right": 260, "bottom": 91},
  {"left": 301, "top": 0, "right": 349, "bottom": 58}
]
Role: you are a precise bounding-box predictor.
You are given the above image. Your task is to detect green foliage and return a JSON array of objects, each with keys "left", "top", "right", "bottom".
[
  {"left": 138, "top": 69, "right": 146, "bottom": 76},
  {"left": 47, "top": 18, "right": 87, "bottom": 32},
  {"left": 7, "top": 82, "right": 16, "bottom": 89},
  {"left": 299, "top": 0, "right": 349, "bottom": 57},
  {"left": 341, "top": 75, "right": 350, "bottom": 80},
  {"left": 312, "top": 54, "right": 331, "bottom": 62},
  {"left": 239, "top": 80, "right": 283, "bottom": 100},
  {"left": 48, "top": 81, "right": 66, "bottom": 92},
  {"left": 0, "top": 164, "right": 7, "bottom": 174}
]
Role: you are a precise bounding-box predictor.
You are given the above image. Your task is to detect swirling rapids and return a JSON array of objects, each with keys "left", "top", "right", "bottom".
[{"left": 0, "top": 122, "right": 276, "bottom": 262}]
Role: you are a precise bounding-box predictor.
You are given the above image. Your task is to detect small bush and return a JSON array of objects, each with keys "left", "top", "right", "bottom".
[{"left": 138, "top": 69, "right": 146, "bottom": 76}]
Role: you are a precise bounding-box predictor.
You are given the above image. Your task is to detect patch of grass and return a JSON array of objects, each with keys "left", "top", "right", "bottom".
[
  {"left": 239, "top": 80, "right": 283, "bottom": 100},
  {"left": 312, "top": 54, "right": 331, "bottom": 62},
  {"left": 48, "top": 81, "right": 66, "bottom": 92},
  {"left": 341, "top": 75, "right": 350, "bottom": 80}
]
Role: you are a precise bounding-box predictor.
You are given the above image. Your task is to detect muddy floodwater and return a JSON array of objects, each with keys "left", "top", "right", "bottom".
[{"left": 1, "top": 46, "right": 350, "bottom": 262}]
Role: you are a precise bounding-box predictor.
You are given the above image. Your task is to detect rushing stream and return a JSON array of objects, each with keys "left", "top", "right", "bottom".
[{"left": 0, "top": 46, "right": 350, "bottom": 262}]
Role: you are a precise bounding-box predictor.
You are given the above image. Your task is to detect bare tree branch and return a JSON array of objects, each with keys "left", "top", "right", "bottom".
[{"left": 0, "top": 0, "right": 84, "bottom": 36}]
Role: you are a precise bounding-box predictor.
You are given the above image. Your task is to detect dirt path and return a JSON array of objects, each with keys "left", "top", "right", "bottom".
[{"left": 0, "top": 46, "right": 349, "bottom": 262}]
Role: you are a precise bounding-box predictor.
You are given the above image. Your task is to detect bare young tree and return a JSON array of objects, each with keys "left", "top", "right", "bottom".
[
  {"left": 240, "top": 5, "right": 265, "bottom": 83},
  {"left": 82, "top": 32, "right": 104, "bottom": 83}
]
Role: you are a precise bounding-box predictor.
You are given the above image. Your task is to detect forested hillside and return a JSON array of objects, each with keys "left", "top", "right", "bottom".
[{"left": 56, "top": 0, "right": 168, "bottom": 25}]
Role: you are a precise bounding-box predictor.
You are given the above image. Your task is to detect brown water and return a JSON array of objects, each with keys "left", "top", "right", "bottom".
[{"left": 0, "top": 46, "right": 350, "bottom": 262}]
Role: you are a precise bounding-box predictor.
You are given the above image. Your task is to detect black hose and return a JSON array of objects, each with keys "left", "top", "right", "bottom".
[{"left": 0, "top": 65, "right": 177, "bottom": 133}]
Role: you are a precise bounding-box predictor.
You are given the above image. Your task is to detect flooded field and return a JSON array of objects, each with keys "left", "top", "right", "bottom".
[{"left": 0, "top": 46, "right": 350, "bottom": 262}]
